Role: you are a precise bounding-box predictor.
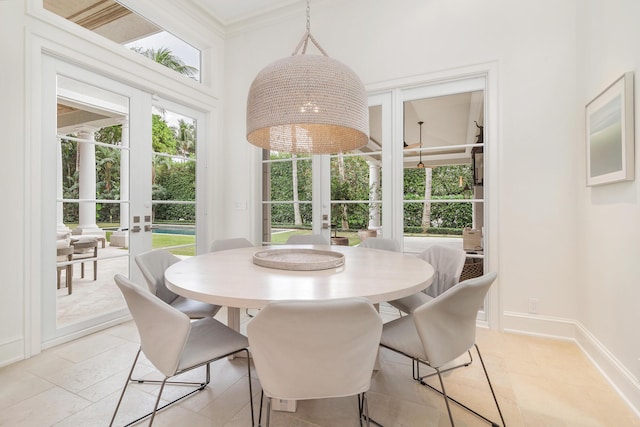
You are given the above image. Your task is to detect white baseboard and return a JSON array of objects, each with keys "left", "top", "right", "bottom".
[
  {"left": 502, "top": 310, "right": 577, "bottom": 339},
  {"left": 0, "top": 336, "right": 25, "bottom": 368},
  {"left": 574, "top": 322, "right": 640, "bottom": 419},
  {"left": 503, "top": 311, "right": 640, "bottom": 418},
  {"left": 41, "top": 314, "right": 132, "bottom": 350}
]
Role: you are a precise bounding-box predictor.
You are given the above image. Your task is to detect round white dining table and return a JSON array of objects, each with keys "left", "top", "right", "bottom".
[
  {"left": 165, "top": 244, "right": 434, "bottom": 414},
  {"left": 166, "top": 244, "right": 433, "bottom": 306},
  {"left": 165, "top": 244, "right": 434, "bottom": 331}
]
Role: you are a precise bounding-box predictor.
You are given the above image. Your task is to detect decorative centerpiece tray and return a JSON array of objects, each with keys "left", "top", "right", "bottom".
[{"left": 253, "top": 248, "right": 345, "bottom": 271}]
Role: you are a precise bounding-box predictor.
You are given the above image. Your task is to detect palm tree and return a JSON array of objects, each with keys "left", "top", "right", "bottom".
[
  {"left": 130, "top": 46, "right": 198, "bottom": 78},
  {"left": 175, "top": 119, "right": 196, "bottom": 158},
  {"left": 152, "top": 154, "right": 172, "bottom": 185}
]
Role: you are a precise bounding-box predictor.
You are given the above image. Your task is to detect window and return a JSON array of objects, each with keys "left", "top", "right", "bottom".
[
  {"left": 43, "top": 0, "right": 201, "bottom": 81},
  {"left": 402, "top": 91, "right": 485, "bottom": 256},
  {"left": 328, "top": 105, "right": 384, "bottom": 245},
  {"left": 151, "top": 107, "right": 198, "bottom": 255},
  {"left": 258, "top": 75, "right": 492, "bottom": 319},
  {"left": 261, "top": 152, "right": 314, "bottom": 245}
]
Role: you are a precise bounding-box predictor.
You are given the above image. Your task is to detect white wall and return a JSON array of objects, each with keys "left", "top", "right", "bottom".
[
  {"left": 223, "top": 0, "right": 579, "bottom": 319},
  {"left": 576, "top": 0, "right": 640, "bottom": 405},
  {"left": 0, "top": 0, "right": 27, "bottom": 365}
]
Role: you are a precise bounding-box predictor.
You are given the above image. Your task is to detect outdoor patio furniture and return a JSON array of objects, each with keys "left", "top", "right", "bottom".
[
  {"left": 56, "top": 246, "right": 74, "bottom": 294},
  {"left": 71, "top": 237, "right": 98, "bottom": 281}
]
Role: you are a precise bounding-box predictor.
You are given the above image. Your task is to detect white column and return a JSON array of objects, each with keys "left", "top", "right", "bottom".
[
  {"left": 74, "top": 127, "right": 101, "bottom": 234},
  {"left": 367, "top": 161, "right": 381, "bottom": 231},
  {"left": 56, "top": 137, "right": 69, "bottom": 232}
]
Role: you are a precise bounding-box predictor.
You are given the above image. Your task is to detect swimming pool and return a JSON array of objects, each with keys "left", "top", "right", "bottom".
[{"left": 152, "top": 226, "right": 195, "bottom": 236}]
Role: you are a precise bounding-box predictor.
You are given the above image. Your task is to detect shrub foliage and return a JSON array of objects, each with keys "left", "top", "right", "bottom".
[{"left": 61, "top": 115, "right": 475, "bottom": 234}]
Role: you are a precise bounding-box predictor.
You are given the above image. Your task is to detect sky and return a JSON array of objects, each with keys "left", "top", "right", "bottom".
[
  {"left": 126, "top": 32, "right": 200, "bottom": 128},
  {"left": 125, "top": 31, "right": 201, "bottom": 81}
]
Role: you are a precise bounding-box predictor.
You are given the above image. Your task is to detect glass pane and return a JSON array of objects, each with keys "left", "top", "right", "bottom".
[
  {"left": 151, "top": 202, "right": 196, "bottom": 256},
  {"left": 329, "top": 104, "right": 384, "bottom": 235},
  {"left": 403, "top": 91, "right": 483, "bottom": 150},
  {"left": 126, "top": 32, "right": 200, "bottom": 81},
  {"left": 402, "top": 164, "right": 483, "bottom": 253},
  {"left": 402, "top": 90, "right": 484, "bottom": 256},
  {"left": 56, "top": 75, "right": 129, "bottom": 327},
  {"left": 44, "top": 0, "right": 201, "bottom": 81},
  {"left": 266, "top": 203, "right": 313, "bottom": 245},
  {"left": 268, "top": 154, "right": 312, "bottom": 203},
  {"left": 151, "top": 107, "right": 197, "bottom": 254},
  {"left": 357, "top": 105, "right": 384, "bottom": 154}
]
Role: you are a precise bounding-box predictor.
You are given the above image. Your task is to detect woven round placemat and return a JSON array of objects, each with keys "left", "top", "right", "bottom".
[{"left": 253, "top": 248, "right": 345, "bottom": 271}]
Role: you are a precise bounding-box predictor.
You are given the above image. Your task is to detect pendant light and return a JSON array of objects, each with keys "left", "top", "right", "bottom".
[
  {"left": 416, "top": 121, "right": 425, "bottom": 168},
  {"left": 246, "top": 0, "right": 369, "bottom": 154}
]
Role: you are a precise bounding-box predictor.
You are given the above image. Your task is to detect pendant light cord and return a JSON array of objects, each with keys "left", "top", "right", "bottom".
[{"left": 292, "top": 0, "right": 328, "bottom": 56}]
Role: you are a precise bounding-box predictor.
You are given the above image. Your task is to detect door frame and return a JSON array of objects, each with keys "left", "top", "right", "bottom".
[
  {"left": 41, "top": 55, "right": 150, "bottom": 346},
  {"left": 34, "top": 53, "right": 211, "bottom": 352},
  {"left": 260, "top": 64, "right": 501, "bottom": 328}
]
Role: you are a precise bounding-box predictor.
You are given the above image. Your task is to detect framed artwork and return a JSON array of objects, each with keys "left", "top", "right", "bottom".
[{"left": 586, "top": 72, "right": 635, "bottom": 186}]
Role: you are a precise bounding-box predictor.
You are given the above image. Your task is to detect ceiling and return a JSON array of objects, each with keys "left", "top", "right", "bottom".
[
  {"left": 190, "top": 0, "right": 301, "bottom": 25},
  {"left": 44, "top": 0, "right": 162, "bottom": 43}
]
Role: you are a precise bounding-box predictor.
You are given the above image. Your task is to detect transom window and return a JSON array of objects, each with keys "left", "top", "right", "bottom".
[{"left": 43, "top": 0, "right": 201, "bottom": 81}]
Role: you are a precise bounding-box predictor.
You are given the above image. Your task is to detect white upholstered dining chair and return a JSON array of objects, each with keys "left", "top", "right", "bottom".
[
  {"left": 111, "top": 274, "right": 254, "bottom": 427},
  {"left": 247, "top": 298, "right": 383, "bottom": 427},
  {"left": 209, "top": 237, "right": 253, "bottom": 252},
  {"left": 388, "top": 245, "right": 466, "bottom": 314},
  {"left": 380, "top": 272, "right": 505, "bottom": 427},
  {"left": 209, "top": 237, "right": 255, "bottom": 317},
  {"left": 358, "top": 236, "right": 400, "bottom": 252},
  {"left": 135, "top": 249, "right": 221, "bottom": 319},
  {"left": 285, "top": 234, "right": 329, "bottom": 244}
]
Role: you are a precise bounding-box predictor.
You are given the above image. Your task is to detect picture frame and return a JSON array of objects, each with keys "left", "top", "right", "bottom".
[{"left": 586, "top": 72, "right": 635, "bottom": 186}]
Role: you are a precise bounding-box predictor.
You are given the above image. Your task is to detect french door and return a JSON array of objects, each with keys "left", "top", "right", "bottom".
[
  {"left": 261, "top": 76, "right": 492, "bottom": 320},
  {"left": 42, "top": 55, "right": 204, "bottom": 345}
]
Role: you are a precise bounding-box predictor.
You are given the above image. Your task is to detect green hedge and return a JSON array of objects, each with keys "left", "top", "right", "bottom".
[{"left": 403, "top": 226, "right": 463, "bottom": 236}]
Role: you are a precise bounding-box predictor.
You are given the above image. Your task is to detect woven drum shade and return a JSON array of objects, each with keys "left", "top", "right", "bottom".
[{"left": 246, "top": 54, "right": 369, "bottom": 154}]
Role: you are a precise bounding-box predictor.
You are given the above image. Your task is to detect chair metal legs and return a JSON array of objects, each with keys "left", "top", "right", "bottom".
[
  {"left": 415, "top": 344, "right": 505, "bottom": 427},
  {"left": 358, "top": 392, "right": 379, "bottom": 427},
  {"left": 266, "top": 394, "right": 271, "bottom": 427},
  {"left": 257, "top": 391, "right": 272, "bottom": 427},
  {"left": 381, "top": 342, "right": 505, "bottom": 427},
  {"left": 258, "top": 391, "right": 373, "bottom": 427},
  {"left": 110, "top": 348, "right": 254, "bottom": 427},
  {"left": 413, "top": 350, "right": 473, "bottom": 382}
]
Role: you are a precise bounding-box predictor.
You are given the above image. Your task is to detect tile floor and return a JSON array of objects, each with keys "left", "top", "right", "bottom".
[{"left": 1, "top": 305, "right": 640, "bottom": 427}]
